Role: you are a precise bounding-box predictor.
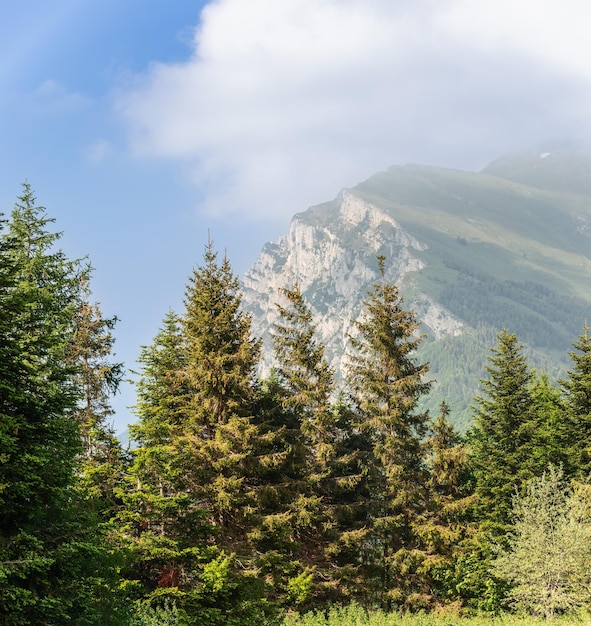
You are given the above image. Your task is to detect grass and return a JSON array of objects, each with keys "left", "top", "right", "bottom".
[{"left": 280, "top": 604, "right": 591, "bottom": 626}]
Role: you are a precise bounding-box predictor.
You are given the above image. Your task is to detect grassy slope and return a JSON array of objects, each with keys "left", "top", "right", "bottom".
[{"left": 347, "top": 158, "right": 591, "bottom": 430}]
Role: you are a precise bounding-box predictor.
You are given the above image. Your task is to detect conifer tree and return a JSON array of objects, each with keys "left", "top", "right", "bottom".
[
  {"left": 267, "top": 284, "right": 368, "bottom": 606},
  {"left": 528, "top": 371, "right": 566, "bottom": 472},
  {"left": 0, "top": 184, "right": 124, "bottom": 624},
  {"left": 421, "top": 402, "right": 476, "bottom": 604},
  {"left": 469, "top": 329, "right": 540, "bottom": 530},
  {"left": 272, "top": 284, "right": 337, "bottom": 470},
  {"left": 118, "top": 312, "right": 205, "bottom": 615},
  {"left": 560, "top": 325, "right": 591, "bottom": 478},
  {"left": 180, "top": 241, "right": 261, "bottom": 541},
  {"left": 68, "top": 273, "right": 126, "bottom": 516},
  {"left": 346, "top": 256, "right": 432, "bottom": 609},
  {"left": 120, "top": 244, "right": 266, "bottom": 623}
]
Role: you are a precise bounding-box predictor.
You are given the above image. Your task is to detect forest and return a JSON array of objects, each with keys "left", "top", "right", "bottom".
[{"left": 2, "top": 185, "right": 591, "bottom": 625}]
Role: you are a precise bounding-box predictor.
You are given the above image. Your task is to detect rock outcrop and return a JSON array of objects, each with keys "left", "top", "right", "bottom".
[{"left": 242, "top": 190, "right": 463, "bottom": 377}]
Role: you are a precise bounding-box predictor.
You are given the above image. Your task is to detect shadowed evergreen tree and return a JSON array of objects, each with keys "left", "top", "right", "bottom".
[
  {"left": 346, "top": 256, "right": 432, "bottom": 609},
  {"left": 469, "top": 329, "right": 540, "bottom": 531},
  {"left": 560, "top": 325, "right": 591, "bottom": 478},
  {"left": 0, "top": 184, "right": 125, "bottom": 624},
  {"left": 272, "top": 284, "right": 337, "bottom": 474},
  {"left": 528, "top": 370, "right": 566, "bottom": 473},
  {"left": 420, "top": 402, "right": 477, "bottom": 605}
]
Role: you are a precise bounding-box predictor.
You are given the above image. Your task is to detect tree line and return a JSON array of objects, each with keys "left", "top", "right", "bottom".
[{"left": 1, "top": 185, "right": 591, "bottom": 624}]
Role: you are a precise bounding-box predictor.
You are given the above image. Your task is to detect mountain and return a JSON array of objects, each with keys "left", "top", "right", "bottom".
[{"left": 242, "top": 149, "right": 591, "bottom": 430}]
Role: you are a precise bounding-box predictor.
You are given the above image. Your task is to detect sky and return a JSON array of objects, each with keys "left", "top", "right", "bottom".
[{"left": 1, "top": 0, "right": 591, "bottom": 432}]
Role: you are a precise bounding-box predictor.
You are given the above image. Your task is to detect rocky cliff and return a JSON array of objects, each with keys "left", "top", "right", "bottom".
[
  {"left": 242, "top": 151, "right": 591, "bottom": 430},
  {"left": 242, "top": 189, "right": 463, "bottom": 378}
]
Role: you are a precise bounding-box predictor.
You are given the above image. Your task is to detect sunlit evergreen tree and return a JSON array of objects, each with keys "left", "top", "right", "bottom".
[
  {"left": 120, "top": 243, "right": 266, "bottom": 624},
  {"left": 346, "top": 256, "right": 432, "bottom": 609},
  {"left": 68, "top": 273, "right": 126, "bottom": 517}
]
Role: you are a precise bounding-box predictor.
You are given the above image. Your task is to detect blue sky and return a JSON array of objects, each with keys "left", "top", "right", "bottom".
[{"left": 2, "top": 0, "right": 590, "bottom": 431}]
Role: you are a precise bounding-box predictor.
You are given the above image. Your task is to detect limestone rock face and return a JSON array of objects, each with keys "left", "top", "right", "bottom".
[
  {"left": 242, "top": 152, "right": 591, "bottom": 431},
  {"left": 242, "top": 190, "right": 463, "bottom": 377}
]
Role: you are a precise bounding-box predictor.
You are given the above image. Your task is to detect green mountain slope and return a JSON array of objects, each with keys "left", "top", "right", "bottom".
[
  {"left": 353, "top": 152, "right": 591, "bottom": 428},
  {"left": 244, "top": 149, "right": 591, "bottom": 431}
]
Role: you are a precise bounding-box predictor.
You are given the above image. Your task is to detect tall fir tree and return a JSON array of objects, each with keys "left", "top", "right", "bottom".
[
  {"left": 180, "top": 241, "right": 261, "bottom": 543},
  {"left": 560, "top": 325, "right": 591, "bottom": 479},
  {"left": 420, "top": 402, "right": 477, "bottom": 606},
  {"left": 272, "top": 284, "right": 337, "bottom": 471},
  {"left": 119, "top": 243, "right": 266, "bottom": 624},
  {"left": 528, "top": 370, "right": 566, "bottom": 473},
  {"left": 267, "top": 284, "right": 368, "bottom": 606},
  {"left": 469, "top": 329, "right": 542, "bottom": 531},
  {"left": 346, "top": 256, "right": 432, "bottom": 609},
  {"left": 67, "top": 272, "right": 126, "bottom": 517},
  {"left": 0, "top": 184, "right": 125, "bottom": 624},
  {"left": 118, "top": 311, "right": 206, "bottom": 618}
]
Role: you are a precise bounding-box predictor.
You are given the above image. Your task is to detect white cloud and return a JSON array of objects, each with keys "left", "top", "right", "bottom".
[{"left": 116, "top": 0, "right": 591, "bottom": 220}]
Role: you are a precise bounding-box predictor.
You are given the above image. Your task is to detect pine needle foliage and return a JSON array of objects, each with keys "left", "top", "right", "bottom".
[
  {"left": 269, "top": 284, "right": 370, "bottom": 606},
  {"left": 120, "top": 242, "right": 267, "bottom": 624},
  {"left": 469, "top": 329, "right": 541, "bottom": 531},
  {"left": 559, "top": 325, "right": 591, "bottom": 478},
  {"left": 346, "top": 256, "right": 432, "bottom": 609},
  {"left": 0, "top": 184, "right": 124, "bottom": 624}
]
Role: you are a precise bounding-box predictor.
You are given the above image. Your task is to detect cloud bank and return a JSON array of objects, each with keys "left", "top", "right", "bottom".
[{"left": 116, "top": 0, "right": 591, "bottom": 220}]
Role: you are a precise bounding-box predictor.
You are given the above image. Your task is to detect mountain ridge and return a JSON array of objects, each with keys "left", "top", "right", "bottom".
[{"left": 242, "top": 150, "right": 591, "bottom": 430}]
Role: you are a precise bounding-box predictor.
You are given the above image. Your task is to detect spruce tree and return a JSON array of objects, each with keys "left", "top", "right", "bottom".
[
  {"left": 120, "top": 244, "right": 266, "bottom": 624},
  {"left": 560, "top": 325, "right": 591, "bottom": 478},
  {"left": 118, "top": 312, "right": 203, "bottom": 615},
  {"left": 346, "top": 256, "right": 432, "bottom": 609},
  {"left": 528, "top": 371, "right": 566, "bottom": 472},
  {"left": 180, "top": 241, "right": 261, "bottom": 541},
  {"left": 469, "top": 329, "right": 540, "bottom": 530},
  {"left": 421, "top": 402, "right": 476, "bottom": 605},
  {"left": 0, "top": 184, "right": 124, "bottom": 624},
  {"left": 68, "top": 273, "right": 126, "bottom": 516},
  {"left": 267, "top": 284, "right": 368, "bottom": 606},
  {"left": 272, "top": 284, "right": 337, "bottom": 469}
]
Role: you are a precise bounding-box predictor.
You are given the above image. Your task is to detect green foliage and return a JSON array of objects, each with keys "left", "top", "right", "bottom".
[
  {"left": 6, "top": 180, "right": 591, "bottom": 621},
  {"left": 559, "top": 325, "right": 591, "bottom": 478},
  {"left": 118, "top": 242, "right": 270, "bottom": 624},
  {"left": 267, "top": 284, "right": 370, "bottom": 606},
  {"left": 281, "top": 603, "right": 591, "bottom": 625},
  {"left": 420, "top": 402, "right": 477, "bottom": 605},
  {"left": 346, "top": 257, "right": 432, "bottom": 608},
  {"left": 493, "top": 467, "right": 591, "bottom": 619},
  {"left": 468, "top": 329, "right": 542, "bottom": 530},
  {"left": 131, "top": 599, "right": 185, "bottom": 626},
  {"left": 0, "top": 184, "right": 125, "bottom": 624}
]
